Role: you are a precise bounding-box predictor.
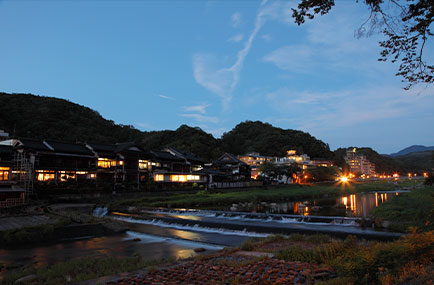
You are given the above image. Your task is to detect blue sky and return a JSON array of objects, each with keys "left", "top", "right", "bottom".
[{"left": 0, "top": 0, "right": 433, "bottom": 154}]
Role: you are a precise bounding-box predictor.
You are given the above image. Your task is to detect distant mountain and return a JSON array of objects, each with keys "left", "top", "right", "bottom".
[
  {"left": 390, "top": 145, "right": 434, "bottom": 157},
  {"left": 393, "top": 151, "right": 434, "bottom": 172}
]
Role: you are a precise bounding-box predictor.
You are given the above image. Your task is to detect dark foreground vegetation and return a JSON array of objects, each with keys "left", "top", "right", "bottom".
[
  {"left": 0, "top": 255, "right": 166, "bottom": 285},
  {"left": 240, "top": 232, "right": 433, "bottom": 285},
  {"left": 372, "top": 185, "right": 434, "bottom": 232}
]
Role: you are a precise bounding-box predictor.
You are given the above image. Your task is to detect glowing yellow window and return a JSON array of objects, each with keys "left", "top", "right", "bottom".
[
  {"left": 0, "top": 170, "right": 9, "bottom": 181},
  {"left": 98, "top": 158, "right": 117, "bottom": 168},
  {"left": 37, "top": 173, "right": 55, "bottom": 182},
  {"left": 139, "top": 160, "right": 149, "bottom": 170},
  {"left": 154, "top": 174, "right": 164, "bottom": 182}
]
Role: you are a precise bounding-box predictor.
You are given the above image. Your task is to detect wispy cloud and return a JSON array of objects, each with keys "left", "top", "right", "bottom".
[
  {"left": 157, "top": 94, "right": 175, "bottom": 100},
  {"left": 263, "top": 45, "right": 315, "bottom": 73},
  {"left": 135, "top": 122, "right": 152, "bottom": 130},
  {"left": 193, "top": 2, "right": 270, "bottom": 110},
  {"left": 261, "top": 34, "right": 272, "bottom": 42},
  {"left": 264, "top": 85, "right": 434, "bottom": 133},
  {"left": 231, "top": 12, "right": 241, "bottom": 28},
  {"left": 228, "top": 33, "right": 244, "bottom": 43},
  {"left": 182, "top": 104, "right": 209, "bottom": 114},
  {"left": 180, "top": 113, "right": 219, "bottom": 123},
  {"left": 262, "top": 2, "right": 385, "bottom": 76}
]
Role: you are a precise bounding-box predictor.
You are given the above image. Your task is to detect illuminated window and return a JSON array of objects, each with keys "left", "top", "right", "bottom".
[
  {"left": 98, "top": 158, "right": 117, "bottom": 168},
  {"left": 139, "top": 160, "right": 150, "bottom": 170},
  {"left": 187, "top": 175, "right": 200, "bottom": 181},
  {"left": 154, "top": 174, "right": 165, "bottom": 182},
  {"left": 168, "top": 174, "right": 200, "bottom": 182},
  {"left": 0, "top": 167, "right": 10, "bottom": 181},
  {"left": 36, "top": 170, "right": 55, "bottom": 182}
]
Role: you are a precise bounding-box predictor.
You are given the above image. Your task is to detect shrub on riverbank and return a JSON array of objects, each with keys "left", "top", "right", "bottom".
[
  {"left": 241, "top": 231, "right": 434, "bottom": 285},
  {"left": 371, "top": 186, "right": 434, "bottom": 232},
  {"left": 1, "top": 255, "right": 165, "bottom": 285}
]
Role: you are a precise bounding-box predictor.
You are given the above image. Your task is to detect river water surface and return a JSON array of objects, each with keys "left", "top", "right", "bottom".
[{"left": 0, "top": 190, "right": 404, "bottom": 278}]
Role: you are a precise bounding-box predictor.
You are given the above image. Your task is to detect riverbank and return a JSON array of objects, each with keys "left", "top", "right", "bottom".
[
  {"left": 2, "top": 231, "right": 432, "bottom": 285},
  {"left": 109, "top": 180, "right": 416, "bottom": 211},
  {"left": 0, "top": 205, "right": 127, "bottom": 248},
  {"left": 371, "top": 185, "right": 434, "bottom": 232}
]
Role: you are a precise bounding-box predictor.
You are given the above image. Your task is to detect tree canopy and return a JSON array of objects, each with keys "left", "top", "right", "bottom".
[
  {"left": 292, "top": 0, "right": 433, "bottom": 89},
  {"left": 221, "top": 121, "right": 333, "bottom": 159}
]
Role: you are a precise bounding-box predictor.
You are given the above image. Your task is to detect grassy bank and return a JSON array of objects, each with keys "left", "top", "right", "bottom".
[
  {"left": 371, "top": 185, "right": 434, "bottom": 232},
  {"left": 240, "top": 232, "right": 434, "bottom": 285},
  {"left": 0, "top": 255, "right": 168, "bottom": 285},
  {"left": 0, "top": 211, "right": 124, "bottom": 247},
  {"left": 109, "top": 180, "right": 415, "bottom": 210}
]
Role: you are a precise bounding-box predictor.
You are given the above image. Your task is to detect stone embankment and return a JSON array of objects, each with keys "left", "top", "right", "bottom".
[{"left": 103, "top": 252, "right": 336, "bottom": 285}]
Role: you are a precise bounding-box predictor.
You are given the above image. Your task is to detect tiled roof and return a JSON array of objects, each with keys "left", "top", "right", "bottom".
[
  {"left": 150, "top": 150, "right": 185, "bottom": 162},
  {"left": 86, "top": 143, "right": 117, "bottom": 153},
  {"left": 166, "top": 147, "right": 206, "bottom": 164},
  {"left": 17, "top": 139, "right": 52, "bottom": 152},
  {"left": 45, "top": 140, "right": 94, "bottom": 156},
  {"left": 215, "top": 153, "right": 248, "bottom": 166},
  {"left": 114, "top": 142, "right": 144, "bottom": 153}
]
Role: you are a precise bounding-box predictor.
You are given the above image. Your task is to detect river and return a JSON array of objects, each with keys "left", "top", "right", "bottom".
[{"left": 0, "top": 190, "right": 404, "bottom": 278}]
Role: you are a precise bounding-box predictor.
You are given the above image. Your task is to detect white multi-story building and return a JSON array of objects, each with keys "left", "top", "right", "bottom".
[{"left": 345, "top": 148, "right": 376, "bottom": 176}]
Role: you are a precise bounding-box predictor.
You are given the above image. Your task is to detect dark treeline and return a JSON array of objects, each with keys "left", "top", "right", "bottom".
[{"left": 0, "top": 93, "right": 431, "bottom": 171}]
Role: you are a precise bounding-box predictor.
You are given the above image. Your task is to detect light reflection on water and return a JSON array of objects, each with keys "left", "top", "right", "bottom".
[
  {"left": 0, "top": 232, "right": 216, "bottom": 278},
  {"left": 233, "top": 192, "right": 400, "bottom": 217}
]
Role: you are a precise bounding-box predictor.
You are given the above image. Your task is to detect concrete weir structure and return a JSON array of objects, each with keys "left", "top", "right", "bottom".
[{"left": 110, "top": 209, "right": 403, "bottom": 242}]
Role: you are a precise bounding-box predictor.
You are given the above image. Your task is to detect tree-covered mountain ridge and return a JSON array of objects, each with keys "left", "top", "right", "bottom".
[
  {"left": 390, "top": 145, "right": 434, "bottom": 157},
  {"left": 0, "top": 93, "right": 332, "bottom": 160},
  {"left": 0, "top": 92, "right": 431, "bottom": 171}
]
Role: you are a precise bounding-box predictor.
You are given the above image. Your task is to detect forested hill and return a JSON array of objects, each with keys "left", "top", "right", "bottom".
[
  {"left": 141, "top": 125, "right": 222, "bottom": 161},
  {"left": 0, "top": 93, "right": 333, "bottom": 161},
  {"left": 221, "top": 121, "right": 333, "bottom": 159},
  {"left": 0, "top": 93, "right": 143, "bottom": 143},
  {"left": 0, "top": 93, "right": 431, "bottom": 170},
  {"left": 333, "top": 147, "right": 406, "bottom": 174}
]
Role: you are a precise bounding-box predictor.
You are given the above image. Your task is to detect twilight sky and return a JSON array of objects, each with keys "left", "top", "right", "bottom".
[{"left": 0, "top": 0, "right": 433, "bottom": 154}]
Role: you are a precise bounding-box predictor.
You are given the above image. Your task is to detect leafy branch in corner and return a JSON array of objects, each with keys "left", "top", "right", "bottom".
[{"left": 292, "top": 0, "right": 433, "bottom": 90}]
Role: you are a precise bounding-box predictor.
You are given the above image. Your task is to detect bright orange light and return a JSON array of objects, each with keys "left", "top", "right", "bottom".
[
  {"left": 408, "top": 173, "right": 412, "bottom": 177},
  {"left": 340, "top": 176, "right": 348, "bottom": 182}
]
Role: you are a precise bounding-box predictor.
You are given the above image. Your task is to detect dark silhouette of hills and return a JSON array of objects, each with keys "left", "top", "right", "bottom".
[
  {"left": 0, "top": 93, "right": 331, "bottom": 161},
  {"left": 1, "top": 92, "right": 431, "bottom": 171},
  {"left": 390, "top": 145, "right": 434, "bottom": 157}
]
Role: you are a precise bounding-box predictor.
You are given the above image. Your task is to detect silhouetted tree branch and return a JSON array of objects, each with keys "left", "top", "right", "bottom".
[{"left": 292, "top": 0, "right": 433, "bottom": 90}]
